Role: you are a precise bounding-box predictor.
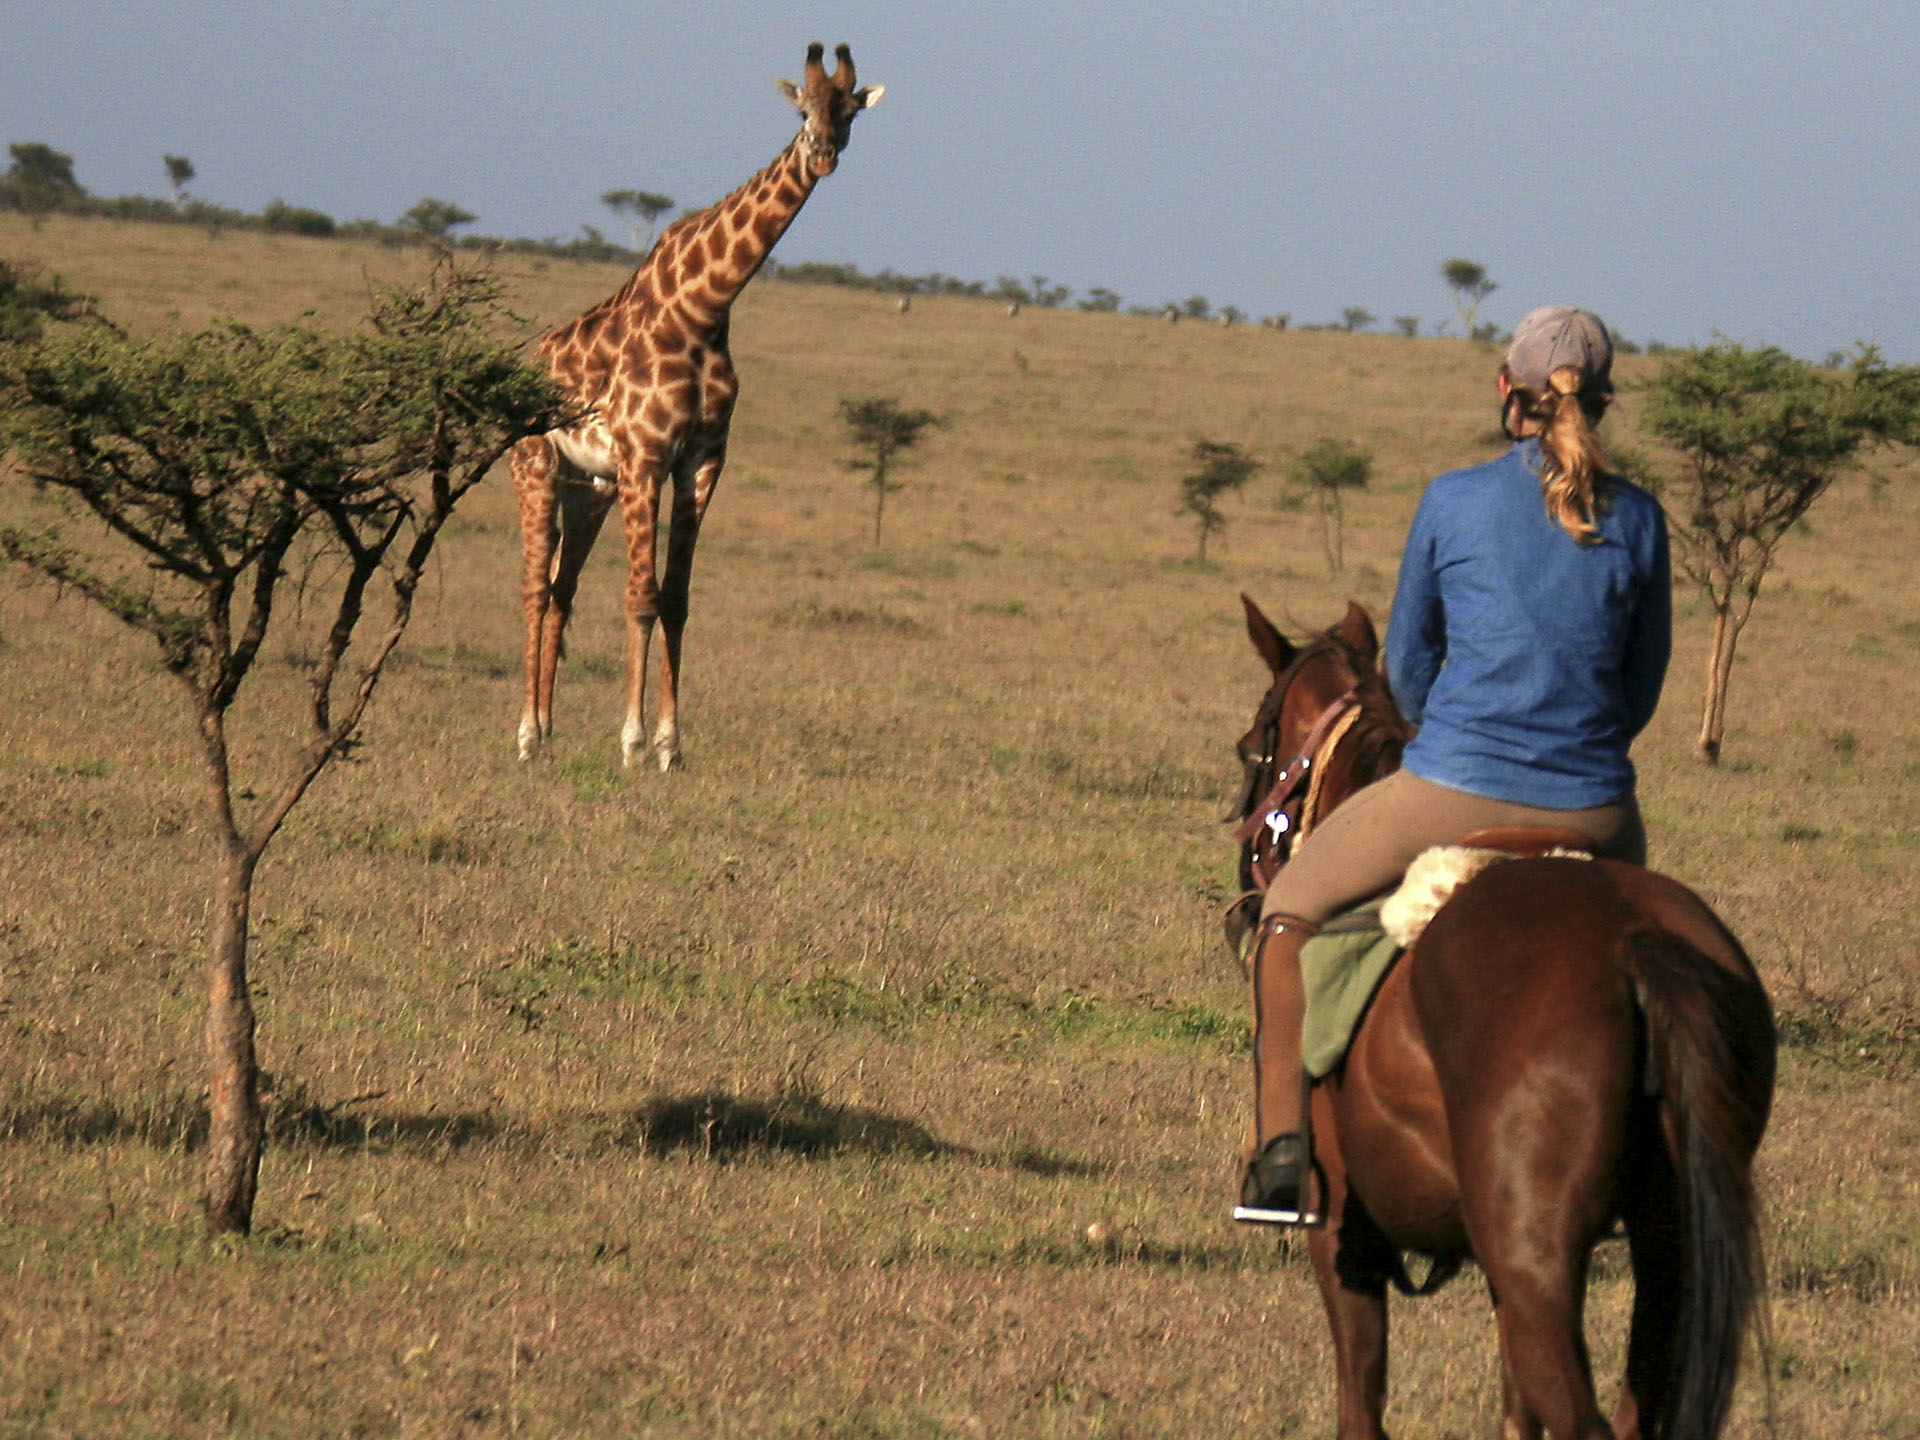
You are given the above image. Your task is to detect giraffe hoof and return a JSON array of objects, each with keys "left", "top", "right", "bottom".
[{"left": 517, "top": 717, "right": 552, "bottom": 763}]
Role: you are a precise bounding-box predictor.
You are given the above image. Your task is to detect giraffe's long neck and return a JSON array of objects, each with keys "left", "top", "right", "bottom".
[{"left": 651, "top": 139, "right": 820, "bottom": 332}]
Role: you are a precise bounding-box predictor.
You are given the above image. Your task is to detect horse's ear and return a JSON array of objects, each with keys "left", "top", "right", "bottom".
[
  {"left": 1337, "top": 601, "right": 1379, "bottom": 664},
  {"left": 1242, "top": 593, "right": 1296, "bottom": 675}
]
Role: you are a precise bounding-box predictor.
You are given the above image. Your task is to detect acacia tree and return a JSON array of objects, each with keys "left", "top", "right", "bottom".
[
  {"left": 1029, "top": 276, "right": 1072, "bottom": 308},
  {"left": 601, "top": 188, "right": 674, "bottom": 250},
  {"left": 0, "top": 259, "right": 567, "bottom": 1232},
  {"left": 401, "top": 197, "right": 477, "bottom": 240},
  {"left": 1288, "top": 436, "right": 1372, "bottom": 575},
  {"left": 1, "top": 141, "right": 84, "bottom": 217},
  {"left": 840, "top": 396, "right": 941, "bottom": 545},
  {"left": 1178, "top": 439, "right": 1260, "bottom": 562},
  {"left": 1637, "top": 342, "right": 1920, "bottom": 763},
  {"left": 163, "top": 154, "right": 195, "bottom": 211},
  {"left": 1440, "top": 258, "right": 1495, "bottom": 337}
]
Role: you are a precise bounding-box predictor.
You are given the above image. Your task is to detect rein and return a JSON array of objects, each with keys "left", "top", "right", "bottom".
[
  {"left": 1230, "top": 690, "right": 1361, "bottom": 856},
  {"left": 1228, "top": 642, "right": 1369, "bottom": 897},
  {"left": 1225, "top": 641, "right": 1331, "bottom": 821}
]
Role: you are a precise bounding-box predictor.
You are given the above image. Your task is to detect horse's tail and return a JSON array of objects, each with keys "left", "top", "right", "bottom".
[{"left": 1623, "top": 927, "right": 1772, "bottom": 1440}]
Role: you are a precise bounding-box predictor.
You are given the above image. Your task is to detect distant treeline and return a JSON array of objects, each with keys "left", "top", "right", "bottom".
[
  {"left": 2, "top": 140, "right": 1674, "bottom": 347},
  {"left": 0, "top": 141, "right": 1254, "bottom": 320},
  {"left": 0, "top": 183, "right": 636, "bottom": 265},
  {"left": 766, "top": 261, "right": 1124, "bottom": 312}
]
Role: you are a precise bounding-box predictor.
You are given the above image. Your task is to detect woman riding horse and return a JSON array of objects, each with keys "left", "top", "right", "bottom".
[{"left": 1240, "top": 306, "right": 1673, "bottom": 1224}]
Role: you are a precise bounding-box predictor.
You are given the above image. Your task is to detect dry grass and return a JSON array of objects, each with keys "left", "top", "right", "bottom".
[{"left": 2, "top": 212, "right": 1917, "bottom": 1436}]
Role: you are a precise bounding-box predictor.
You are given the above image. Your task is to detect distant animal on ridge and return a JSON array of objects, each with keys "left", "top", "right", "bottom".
[{"left": 511, "top": 43, "right": 883, "bottom": 768}]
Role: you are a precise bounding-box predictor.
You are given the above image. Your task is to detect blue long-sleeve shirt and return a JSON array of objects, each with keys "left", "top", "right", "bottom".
[{"left": 1386, "top": 440, "right": 1671, "bottom": 809}]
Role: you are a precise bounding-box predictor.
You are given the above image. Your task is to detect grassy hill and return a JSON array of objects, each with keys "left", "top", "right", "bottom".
[{"left": 2, "top": 213, "right": 1916, "bottom": 1437}]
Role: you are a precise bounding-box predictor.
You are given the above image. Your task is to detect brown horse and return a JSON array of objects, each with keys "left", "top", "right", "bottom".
[{"left": 1229, "top": 596, "right": 1775, "bottom": 1440}]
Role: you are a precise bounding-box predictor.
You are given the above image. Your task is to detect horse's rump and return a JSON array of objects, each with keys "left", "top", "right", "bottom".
[{"left": 1398, "top": 858, "right": 1773, "bottom": 1439}]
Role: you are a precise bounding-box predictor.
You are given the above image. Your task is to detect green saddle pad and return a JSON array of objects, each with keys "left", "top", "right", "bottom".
[{"left": 1299, "top": 899, "right": 1402, "bottom": 1079}]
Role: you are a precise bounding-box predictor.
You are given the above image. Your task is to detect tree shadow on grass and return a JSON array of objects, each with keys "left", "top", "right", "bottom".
[
  {"left": 998, "top": 1145, "right": 1104, "bottom": 1179},
  {"left": 622, "top": 1089, "right": 951, "bottom": 1161},
  {"left": 2, "top": 1086, "right": 1105, "bottom": 1177},
  {"left": 0, "top": 1096, "right": 205, "bottom": 1150},
  {"left": 619, "top": 1090, "right": 1109, "bottom": 1178},
  {"left": 270, "top": 1103, "right": 504, "bottom": 1151},
  {"left": 0, "top": 1093, "right": 503, "bottom": 1154}
]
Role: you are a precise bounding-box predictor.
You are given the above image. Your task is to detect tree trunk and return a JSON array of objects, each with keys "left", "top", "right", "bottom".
[
  {"left": 204, "top": 837, "right": 263, "bottom": 1232},
  {"left": 194, "top": 675, "right": 266, "bottom": 1238},
  {"left": 1697, "top": 601, "right": 1740, "bottom": 766},
  {"left": 1322, "top": 490, "right": 1345, "bottom": 576}
]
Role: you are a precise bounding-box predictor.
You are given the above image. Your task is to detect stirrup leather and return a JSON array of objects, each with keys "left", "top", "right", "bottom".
[{"left": 1242, "top": 915, "right": 1324, "bottom": 1229}]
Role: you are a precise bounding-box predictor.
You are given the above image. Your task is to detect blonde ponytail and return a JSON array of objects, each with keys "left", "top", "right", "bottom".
[{"left": 1509, "top": 363, "right": 1612, "bottom": 545}]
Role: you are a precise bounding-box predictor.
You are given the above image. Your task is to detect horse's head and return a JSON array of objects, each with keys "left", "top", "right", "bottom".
[{"left": 1230, "top": 595, "right": 1411, "bottom": 898}]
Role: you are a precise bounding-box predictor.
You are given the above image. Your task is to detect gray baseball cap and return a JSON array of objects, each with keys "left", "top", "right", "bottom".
[{"left": 1506, "top": 306, "right": 1614, "bottom": 395}]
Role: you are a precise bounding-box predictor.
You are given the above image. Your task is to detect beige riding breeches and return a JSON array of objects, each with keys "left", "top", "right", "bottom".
[{"left": 1259, "top": 768, "right": 1645, "bottom": 926}]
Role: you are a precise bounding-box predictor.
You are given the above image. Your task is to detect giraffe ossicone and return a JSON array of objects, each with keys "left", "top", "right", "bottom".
[{"left": 511, "top": 44, "right": 881, "bottom": 770}]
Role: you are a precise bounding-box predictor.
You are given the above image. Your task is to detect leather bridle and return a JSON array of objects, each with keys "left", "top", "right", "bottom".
[{"left": 1228, "top": 643, "right": 1364, "bottom": 896}]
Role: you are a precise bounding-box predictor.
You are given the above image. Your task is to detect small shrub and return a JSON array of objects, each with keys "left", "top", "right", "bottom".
[
  {"left": 262, "top": 199, "right": 335, "bottom": 237},
  {"left": 1176, "top": 439, "right": 1259, "bottom": 562},
  {"left": 1287, "top": 436, "right": 1373, "bottom": 574}
]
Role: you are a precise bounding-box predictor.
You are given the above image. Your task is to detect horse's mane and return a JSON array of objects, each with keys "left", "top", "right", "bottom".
[
  {"left": 1296, "top": 623, "right": 1403, "bottom": 726},
  {"left": 1308, "top": 622, "right": 1413, "bottom": 779}
]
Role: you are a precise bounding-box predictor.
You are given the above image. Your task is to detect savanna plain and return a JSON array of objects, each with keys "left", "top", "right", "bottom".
[{"left": 1, "top": 214, "right": 1916, "bottom": 1438}]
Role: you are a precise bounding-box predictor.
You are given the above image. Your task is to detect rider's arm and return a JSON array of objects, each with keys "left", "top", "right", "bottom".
[
  {"left": 1385, "top": 494, "right": 1445, "bottom": 726},
  {"left": 1621, "top": 509, "right": 1672, "bottom": 737}
]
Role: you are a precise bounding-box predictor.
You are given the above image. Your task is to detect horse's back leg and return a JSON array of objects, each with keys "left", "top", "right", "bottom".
[
  {"left": 1480, "top": 1253, "right": 1610, "bottom": 1440},
  {"left": 1460, "top": 1078, "right": 1628, "bottom": 1439}
]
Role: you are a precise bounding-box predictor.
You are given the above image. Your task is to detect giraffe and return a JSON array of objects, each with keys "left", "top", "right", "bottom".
[{"left": 511, "top": 43, "right": 882, "bottom": 769}]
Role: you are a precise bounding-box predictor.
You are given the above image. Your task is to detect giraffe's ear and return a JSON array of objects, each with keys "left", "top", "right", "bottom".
[
  {"left": 853, "top": 84, "right": 884, "bottom": 110},
  {"left": 776, "top": 78, "right": 803, "bottom": 109}
]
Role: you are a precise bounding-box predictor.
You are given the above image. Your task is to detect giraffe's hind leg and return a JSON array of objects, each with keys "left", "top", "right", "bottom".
[
  {"left": 535, "top": 477, "right": 614, "bottom": 753},
  {"left": 512, "top": 438, "right": 559, "bottom": 761}
]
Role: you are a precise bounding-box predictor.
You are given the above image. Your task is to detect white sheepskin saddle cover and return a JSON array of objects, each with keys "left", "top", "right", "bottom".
[{"left": 1379, "top": 844, "right": 1591, "bottom": 948}]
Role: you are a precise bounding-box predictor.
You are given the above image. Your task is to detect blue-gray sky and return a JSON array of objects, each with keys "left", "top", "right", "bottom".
[{"left": 5, "top": 2, "right": 1914, "bottom": 360}]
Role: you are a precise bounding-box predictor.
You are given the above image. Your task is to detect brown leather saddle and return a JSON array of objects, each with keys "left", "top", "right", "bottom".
[
  {"left": 1224, "top": 825, "right": 1596, "bottom": 966},
  {"left": 1457, "top": 825, "right": 1595, "bottom": 857}
]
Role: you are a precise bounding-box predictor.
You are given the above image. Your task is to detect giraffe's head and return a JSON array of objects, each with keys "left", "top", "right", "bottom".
[{"left": 777, "top": 43, "right": 883, "bottom": 178}]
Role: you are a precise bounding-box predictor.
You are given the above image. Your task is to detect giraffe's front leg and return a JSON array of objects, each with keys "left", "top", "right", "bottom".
[
  {"left": 647, "top": 356, "right": 736, "bottom": 772},
  {"left": 621, "top": 618, "right": 658, "bottom": 769},
  {"left": 614, "top": 458, "right": 666, "bottom": 769},
  {"left": 650, "top": 442, "right": 726, "bottom": 772}
]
